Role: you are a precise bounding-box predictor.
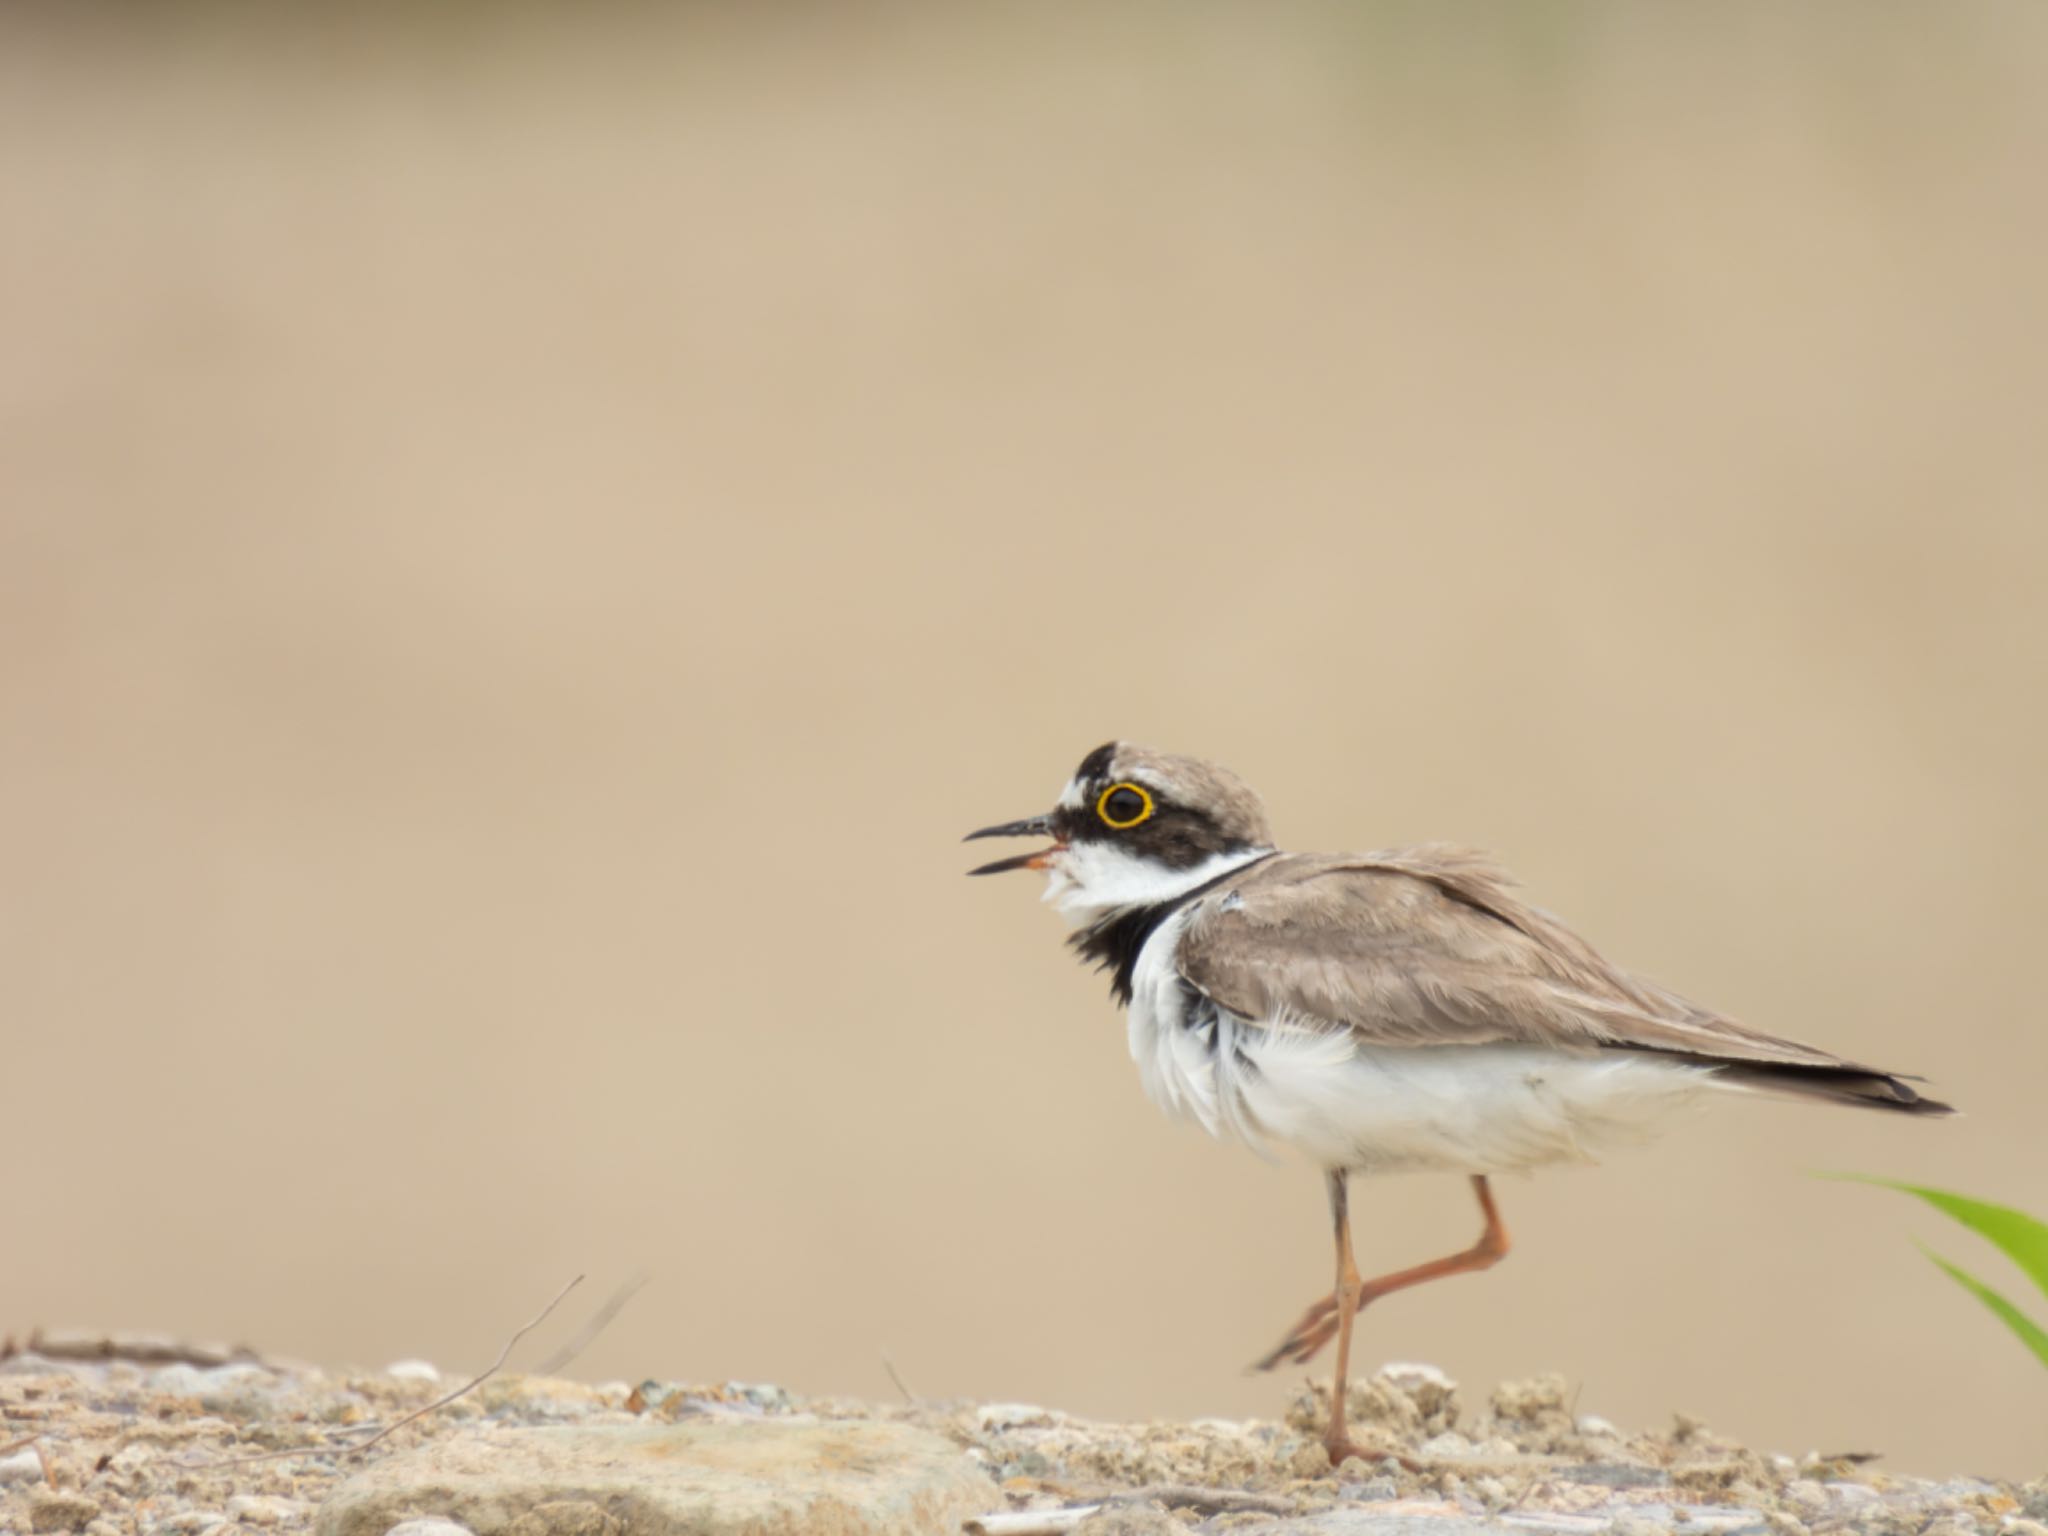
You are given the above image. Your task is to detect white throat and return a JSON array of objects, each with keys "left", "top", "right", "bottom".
[{"left": 1041, "top": 842, "right": 1272, "bottom": 925}]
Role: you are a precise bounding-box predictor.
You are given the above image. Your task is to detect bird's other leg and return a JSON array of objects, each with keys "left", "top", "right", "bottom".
[{"left": 1253, "top": 1174, "right": 1510, "bottom": 1373}]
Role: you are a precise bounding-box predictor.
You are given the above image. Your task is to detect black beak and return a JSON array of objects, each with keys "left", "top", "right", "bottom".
[{"left": 963, "top": 814, "right": 1059, "bottom": 876}]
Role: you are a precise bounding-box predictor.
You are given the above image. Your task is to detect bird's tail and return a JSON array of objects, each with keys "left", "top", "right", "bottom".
[{"left": 1702, "top": 1058, "right": 1956, "bottom": 1116}]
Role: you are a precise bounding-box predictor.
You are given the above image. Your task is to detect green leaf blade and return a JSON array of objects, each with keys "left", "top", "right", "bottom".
[
  {"left": 1921, "top": 1248, "right": 2048, "bottom": 1371},
  {"left": 1828, "top": 1175, "right": 2048, "bottom": 1305}
]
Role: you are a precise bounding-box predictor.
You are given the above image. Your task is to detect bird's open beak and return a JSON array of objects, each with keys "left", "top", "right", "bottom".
[{"left": 963, "top": 814, "right": 1062, "bottom": 876}]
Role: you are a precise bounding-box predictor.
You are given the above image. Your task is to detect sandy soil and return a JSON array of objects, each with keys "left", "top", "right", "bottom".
[{"left": 1, "top": 1336, "right": 2037, "bottom": 1534}]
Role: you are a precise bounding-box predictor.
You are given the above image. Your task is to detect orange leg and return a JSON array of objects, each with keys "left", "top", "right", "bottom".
[
  {"left": 1320, "top": 1169, "right": 1372, "bottom": 1467},
  {"left": 1254, "top": 1174, "right": 1510, "bottom": 1375}
]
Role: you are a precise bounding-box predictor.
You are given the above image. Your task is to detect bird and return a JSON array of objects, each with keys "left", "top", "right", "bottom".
[{"left": 965, "top": 741, "right": 1954, "bottom": 1469}]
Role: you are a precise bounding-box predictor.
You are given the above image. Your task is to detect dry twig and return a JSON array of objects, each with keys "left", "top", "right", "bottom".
[
  {"left": 533, "top": 1273, "right": 648, "bottom": 1377},
  {"left": 176, "top": 1273, "right": 586, "bottom": 1470},
  {"left": 880, "top": 1352, "right": 917, "bottom": 1406},
  {"left": 346, "top": 1274, "right": 585, "bottom": 1456}
]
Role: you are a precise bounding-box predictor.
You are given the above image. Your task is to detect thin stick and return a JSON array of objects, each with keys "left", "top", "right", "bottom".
[
  {"left": 880, "top": 1352, "right": 917, "bottom": 1405},
  {"left": 341, "top": 1273, "right": 585, "bottom": 1457},
  {"left": 0, "top": 1434, "right": 41, "bottom": 1458},
  {"left": 175, "top": 1273, "right": 585, "bottom": 1470},
  {"left": 533, "top": 1273, "right": 648, "bottom": 1377}
]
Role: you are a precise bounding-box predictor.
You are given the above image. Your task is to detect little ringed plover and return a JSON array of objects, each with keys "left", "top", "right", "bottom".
[{"left": 967, "top": 742, "right": 1953, "bottom": 1468}]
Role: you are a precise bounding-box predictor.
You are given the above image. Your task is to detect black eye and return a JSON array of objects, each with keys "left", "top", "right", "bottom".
[{"left": 1097, "top": 783, "right": 1154, "bottom": 829}]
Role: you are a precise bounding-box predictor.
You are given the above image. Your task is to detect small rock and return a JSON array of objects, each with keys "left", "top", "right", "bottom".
[
  {"left": 1469, "top": 1476, "right": 1510, "bottom": 1511},
  {"left": 626, "top": 1380, "right": 681, "bottom": 1413},
  {"left": 383, "top": 1522, "right": 476, "bottom": 1536},
  {"left": 1784, "top": 1479, "right": 1828, "bottom": 1514},
  {"left": 1575, "top": 1414, "right": 1619, "bottom": 1438},
  {"left": 384, "top": 1360, "right": 441, "bottom": 1384},
  {"left": 724, "top": 1381, "right": 790, "bottom": 1413},
  {"left": 29, "top": 1492, "right": 100, "bottom": 1533},
  {"left": 1491, "top": 1375, "right": 1570, "bottom": 1424},
  {"left": 976, "top": 1402, "right": 1058, "bottom": 1431},
  {"left": 0, "top": 1447, "right": 45, "bottom": 1485},
  {"left": 1377, "top": 1362, "right": 1458, "bottom": 1420},
  {"left": 1418, "top": 1431, "right": 1472, "bottom": 1458},
  {"left": 227, "top": 1494, "right": 311, "bottom": 1526}
]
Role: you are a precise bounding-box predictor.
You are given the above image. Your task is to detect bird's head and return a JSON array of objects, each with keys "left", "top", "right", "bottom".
[{"left": 965, "top": 742, "right": 1274, "bottom": 922}]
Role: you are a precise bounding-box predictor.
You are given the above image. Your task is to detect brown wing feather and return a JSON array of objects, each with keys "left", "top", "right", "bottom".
[{"left": 1176, "top": 847, "right": 1932, "bottom": 1087}]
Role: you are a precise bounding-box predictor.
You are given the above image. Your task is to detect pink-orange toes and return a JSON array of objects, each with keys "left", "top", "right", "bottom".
[{"left": 1249, "top": 1293, "right": 1341, "bottom": 1372}]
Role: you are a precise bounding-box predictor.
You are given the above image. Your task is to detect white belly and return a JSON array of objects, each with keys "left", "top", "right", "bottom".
[{"left": 1126, "top": 912, "right": 1717, "bottom": 1174}]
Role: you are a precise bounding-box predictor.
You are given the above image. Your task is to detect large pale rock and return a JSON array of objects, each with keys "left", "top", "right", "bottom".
[{"left": 314, "top": 1421, "right": 993, "bottom": 1536}]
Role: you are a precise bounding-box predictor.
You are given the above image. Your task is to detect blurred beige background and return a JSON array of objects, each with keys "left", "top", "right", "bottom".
[{"left": 3, "top": 1, "right": 2044, "bottom": 1480}]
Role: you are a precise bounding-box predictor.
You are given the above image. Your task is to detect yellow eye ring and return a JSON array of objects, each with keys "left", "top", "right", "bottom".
[{"left": 1096, "top": 782, "right": 1154, "bottom": 829}]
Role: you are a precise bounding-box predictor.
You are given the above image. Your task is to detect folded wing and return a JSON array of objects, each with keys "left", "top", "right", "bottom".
[{"left": 1175, "top": 847, "right": 1951, "bottom": 1116}]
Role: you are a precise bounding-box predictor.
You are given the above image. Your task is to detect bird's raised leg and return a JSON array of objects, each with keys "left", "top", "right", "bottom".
[{"left": 1254, "top": 1175, "right": 1510, "bottom": 1374}]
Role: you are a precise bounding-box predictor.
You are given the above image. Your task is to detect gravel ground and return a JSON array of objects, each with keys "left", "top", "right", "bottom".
[{"left": 0, "top": 1335, "right": 2038, "bottom": 1535}]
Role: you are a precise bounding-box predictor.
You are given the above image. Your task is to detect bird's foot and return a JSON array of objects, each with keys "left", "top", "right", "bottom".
[
  {"left": 1249, "top": 1297, "right": 1342, "bottom": 1372},
  {"left": 1323, "top": 1433, "right": 1422, "bottom": 1474}
]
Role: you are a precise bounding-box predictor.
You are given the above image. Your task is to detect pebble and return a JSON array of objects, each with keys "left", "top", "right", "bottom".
[
  {"left": 227, "top": 1494, "right": 312, "bottom": 1526},
  {"left": 29, "top": 1492, "right": 100, "bottom": 1533},
  {"left": 724, "top": 1380, "right": 791, "bottom": 1413},
  {"left": 384, "top": 1360, "right": 441, "bottom": 1383},
  {"left": 384, "top": 1522, "right": 476, "bottom": 1536},
  {"left": 0, "top": 1449, "right": 44, "bottom": 1485},
  {"left": 1783, "top": 1479, "right": 1828, "bottom": 1514},
  {"left": 977, "top": 1402, "right": 1061, "bottom": 1431}
]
